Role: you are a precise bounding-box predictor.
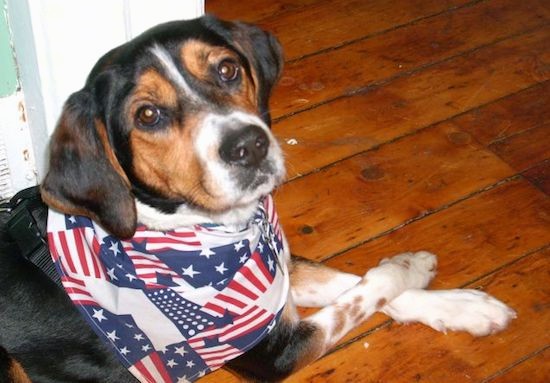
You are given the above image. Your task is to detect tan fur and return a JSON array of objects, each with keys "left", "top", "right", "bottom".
[
  {"left": 8, "top": 359, "right": 32, "bottom": 383},
  {"left": 40, "top": 188, "right": 88, "bottom": 221},
  {"left": 350, "top": 296, "right": 364, "bottom": 319},
  {"left": 180, "top": 40, "right": 258, "bottom": 113},
  {"left": 332, "top": 303, "right": 351, "bottom": 339},
  {"left": 132, "top": 69, "right": 178, "bottom": 108},
  {"left": 179, "top": 40, "right": 214, "bottom": 83},
  {"left": 289, "top": 259, "right": 339, "bottom": 292},
  {"left": 126, "top": 56, "right": 268, "bottom": 212},
  {"left": 128, "top": 112, "right": 222, "bottom": 208}
]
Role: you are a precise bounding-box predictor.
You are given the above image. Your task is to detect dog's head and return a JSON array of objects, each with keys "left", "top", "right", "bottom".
[{"left": 41, "top": 16, "right": 285, "bottom": 238}]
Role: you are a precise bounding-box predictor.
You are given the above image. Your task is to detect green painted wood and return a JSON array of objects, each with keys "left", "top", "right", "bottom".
[{"left": 0, "top": 0, "right": 18, "bottom": 97}]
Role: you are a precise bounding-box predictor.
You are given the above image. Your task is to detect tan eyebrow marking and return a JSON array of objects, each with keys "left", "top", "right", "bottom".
[
  {"left": 132, "top": 69, "right": 178, "bottom": 108},
  {"left": 179, "top": 39, "right": 258, "bottom": 114}
]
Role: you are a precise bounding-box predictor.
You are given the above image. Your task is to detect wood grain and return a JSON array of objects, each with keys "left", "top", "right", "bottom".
[
  {"left": 206, "top": 0, "right": 324, "bottom": 23},
  {"left": 275, "top": 121, "right": 514, "bottom": 261},
  {"left": 484, "top": 347, "right": 550, "bottom": 383},
  {"left": 450, "top": 81, "right": 550, "bottom": 146},
  {"left": 208, "top": 0, "right": 468, "bottom": 56},
  {"left": 254, "top": 0, "right": 471, "bottom": 61},
  {"left": 522, "top": 160, "right": 550, "bottom": 195},
  {"left": 488, "top": 123, "right": 550, "bottom": 172},
  {"left": 275, "top": 26, "right": 550, "bottom": 179},
  {"left": 269, "top": 0, "right": 550, "bottom": 117}
]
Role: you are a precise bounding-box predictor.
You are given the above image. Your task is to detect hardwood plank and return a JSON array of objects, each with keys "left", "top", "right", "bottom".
[
  {"left": 450, "top": 81, "right": 550, "bottom": 146},
  {"left": 206, "top": 0, "right": 324, "bottom": 23},
  {"left": 289, "top": 248, "right": 550, "bottom": 383},
  {"left": 270, "top": 0, "right": 550, "bottom": 117},
  {"left": 488, "top": 123, "right": 550, "bottom": 171},
  {"left": 484, "top": 347, "right": 550, "bottom": 383},
  {"left": 257, "top": 0, "right": 470, "bottom": 61},
  {"left": 200, "top": 369, "right": 237, "bottom": 381},
  {"left": 522, "top": 160, "right": 550, "bottom": 195},
  {"left": 275, "top": 26, "right": 550, "bottom": 179},
  {"left": 200, "top": 368, "right": 237, "bottom": 383},
  {"left": 211, "top": 0, "right": 477, "bottom": 60},
  {"left": 275, "top": 122, "right": 515, "bottom": 261}
]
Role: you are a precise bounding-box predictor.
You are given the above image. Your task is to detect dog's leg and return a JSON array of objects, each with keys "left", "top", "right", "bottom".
[
  {"left": 298, "top": 252, "right": 436, "bottom": 358},
  {"left": 290, "top": 256, "right": 515, "bottom": 336},
  {"left": 289, "top": 255, "right": 515, "bottom": 337},
  {"left": 380, "top": 288, "right": 517, "bottom": 336},
  {"left": 290, "top": 255, "right": 362, "bottom": 307},
  {"left": 229, "top": 251, "right": 437, "bottom": 381}
]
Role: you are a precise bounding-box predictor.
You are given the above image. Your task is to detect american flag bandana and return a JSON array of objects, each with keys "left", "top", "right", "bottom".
[{"left": 47, "top": 195, "right": 288, "bottom": 383}]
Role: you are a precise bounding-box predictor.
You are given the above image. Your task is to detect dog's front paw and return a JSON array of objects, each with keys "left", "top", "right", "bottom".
[
  {"left": 424, "top": 289, "right": 516, "bottom": 336},
  {"left": 378, "top": 251, "right": 437, "bottom": 289}
]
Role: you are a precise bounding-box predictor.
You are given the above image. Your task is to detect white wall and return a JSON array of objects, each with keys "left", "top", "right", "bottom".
[{"left": 4, "top": 0, "right": 204, "bottom": 195}]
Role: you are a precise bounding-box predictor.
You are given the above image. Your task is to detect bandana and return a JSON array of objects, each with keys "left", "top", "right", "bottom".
[{"left": 47, "top": 195, "right": 288, "bottom": 383}]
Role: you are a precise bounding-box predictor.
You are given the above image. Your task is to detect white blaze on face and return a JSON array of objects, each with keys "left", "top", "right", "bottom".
[{"left": 149, "top": 44, "right": 203, "bottom": 104}]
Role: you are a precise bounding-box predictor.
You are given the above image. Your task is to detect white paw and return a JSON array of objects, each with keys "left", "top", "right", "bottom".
[
  {"left": 423, "top": 289, "right": 517, "bottom": 336},
  {"left": 379, "top": 251, "right": 437, "bottom": 289}
]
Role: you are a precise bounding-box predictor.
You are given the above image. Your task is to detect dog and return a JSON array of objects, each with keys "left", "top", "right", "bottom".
[{"left": 0, "top": 16, "right": 516, "bottom": 383}]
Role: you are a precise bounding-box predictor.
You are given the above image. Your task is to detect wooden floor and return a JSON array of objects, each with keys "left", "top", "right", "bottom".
[{"left": 205, "top": 0, "right": 550, "bottom": 382}]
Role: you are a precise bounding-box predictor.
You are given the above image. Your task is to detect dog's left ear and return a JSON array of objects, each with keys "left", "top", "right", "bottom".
[
  {"left": 227, "top": 20, "right": 284, "bottom": 123},
  {"left": 204, "top": 16, "right": 284, "bottom": 122},
  {"left": 232, "top": 22, "right": 284, "bottom": 89}
]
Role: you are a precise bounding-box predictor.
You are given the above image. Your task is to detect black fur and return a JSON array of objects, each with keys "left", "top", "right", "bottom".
[
  {"left": 0, "top": 241, "right": 134, "bottom": 382},
  {"left": 227, "top": 320, "right": 319, "bottom": 382}
]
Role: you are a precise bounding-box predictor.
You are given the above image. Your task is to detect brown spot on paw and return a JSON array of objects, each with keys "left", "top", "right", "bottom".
[{"left": 376, "top": 298, "right": 387, "bottom": 310}]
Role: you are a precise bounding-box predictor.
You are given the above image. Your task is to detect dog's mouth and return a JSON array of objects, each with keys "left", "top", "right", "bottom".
[
  {"left": 201, "top": 145, "right": 285, "bottom": 209},
  {"left": 195, "top": 111, "right": 286, "bottom": 209}
]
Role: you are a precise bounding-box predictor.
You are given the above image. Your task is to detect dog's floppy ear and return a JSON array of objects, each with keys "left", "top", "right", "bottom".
[
  {"left": 223, "top": 19, "right": 284, "bottom": 124},
  {"left": 232, "top": 22, "right": 284, "bottom": 91},
  {"left": 203, "top": 16, "right": 284, "bottom": 122},
  {"left": 41, "top": 89, "right": 137, "bottom": 238}
]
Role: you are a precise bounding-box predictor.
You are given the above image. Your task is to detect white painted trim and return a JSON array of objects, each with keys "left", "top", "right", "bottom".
[
  {"left": 5, "top": 0, "right": 204, "bottom": 184},
  {"left": 5, "top": 0, "right": 49, "bottom": 191},
  {"left": 0, "top": 91, "right": 38, "bottom": 198}
]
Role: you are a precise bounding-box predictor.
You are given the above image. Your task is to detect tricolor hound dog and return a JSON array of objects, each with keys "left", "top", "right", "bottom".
[{"left": 0, "top": 16, "right": 515, "bottom": 383}]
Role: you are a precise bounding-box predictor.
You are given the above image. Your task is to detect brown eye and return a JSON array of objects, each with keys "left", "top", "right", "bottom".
[
  {"left": 218, "top": 60, "right": 240, "bottom": 82},
  {"left": 136, "top": 105, "right": 161, "bottom": 127}
]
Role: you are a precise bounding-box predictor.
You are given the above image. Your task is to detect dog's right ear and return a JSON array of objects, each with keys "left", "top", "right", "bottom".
[{"left": 41, "top": 89, "right": 137, "bottom": 238}]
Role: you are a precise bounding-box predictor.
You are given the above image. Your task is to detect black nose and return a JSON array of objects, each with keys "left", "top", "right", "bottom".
[{"left": 219, "top": 125, "right": 269, "bottom": 167}]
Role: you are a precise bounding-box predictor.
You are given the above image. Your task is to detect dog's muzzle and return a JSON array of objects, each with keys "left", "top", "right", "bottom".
[{"left": 219, "top": 125, "right": 269, "bottom": 168}]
